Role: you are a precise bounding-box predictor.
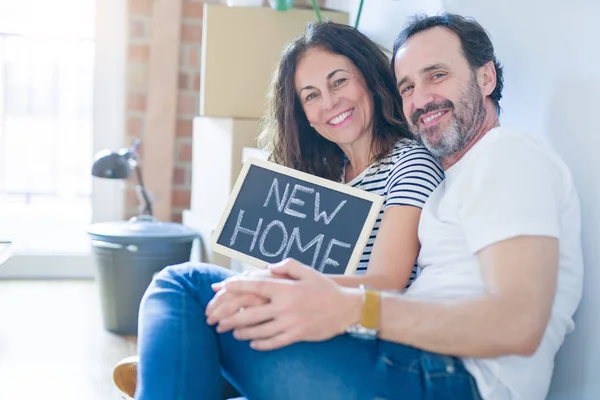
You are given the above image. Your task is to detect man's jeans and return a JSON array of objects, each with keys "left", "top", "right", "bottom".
[{"left": 135, "top": 263, "right": 482, "bottom": 400}]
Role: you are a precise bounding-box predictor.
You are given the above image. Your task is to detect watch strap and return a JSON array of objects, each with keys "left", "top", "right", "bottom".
[
  {"left": 360, "top": 285, "right": 381, "bottom": 329},
  {"left": 346, "top": 284, "right": 380, "bottom": 339}
]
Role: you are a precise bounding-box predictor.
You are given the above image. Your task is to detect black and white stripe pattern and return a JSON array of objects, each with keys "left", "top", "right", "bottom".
[{"left": 345, "top": 140, "right": 444, "bottom": 284}]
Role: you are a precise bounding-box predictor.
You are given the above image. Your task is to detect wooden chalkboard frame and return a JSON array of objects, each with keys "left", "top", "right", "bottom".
[{"left": 210, "top": 158, "right": 384, "bottom": 275}]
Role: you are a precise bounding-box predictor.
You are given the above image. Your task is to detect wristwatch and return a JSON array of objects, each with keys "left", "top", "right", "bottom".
[{"left": 345, "top": 284, "right": 381, "bottom": 340}]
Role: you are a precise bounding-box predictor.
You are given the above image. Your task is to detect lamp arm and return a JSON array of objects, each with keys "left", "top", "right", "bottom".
[{"left": 134, "top": 164, "right": 153, "bottom": 216}]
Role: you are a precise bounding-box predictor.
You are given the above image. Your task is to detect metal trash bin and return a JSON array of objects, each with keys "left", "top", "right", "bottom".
[{"left": 87, "top": 215, "right": 200, "bottom": 335}]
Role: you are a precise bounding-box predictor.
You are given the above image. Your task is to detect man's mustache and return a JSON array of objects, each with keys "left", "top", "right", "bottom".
[{"left": 411, "top": 100, "right": 454, "bottom": 126}]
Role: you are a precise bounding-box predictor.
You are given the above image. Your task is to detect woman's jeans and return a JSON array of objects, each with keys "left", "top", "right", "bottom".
[{"left": 135, "top": 263, "right": 482, "bottom": 400}]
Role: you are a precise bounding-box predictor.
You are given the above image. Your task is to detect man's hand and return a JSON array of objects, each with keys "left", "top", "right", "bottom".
[{"left": 206, "top": 259, "right": 363, "bottom": 351}]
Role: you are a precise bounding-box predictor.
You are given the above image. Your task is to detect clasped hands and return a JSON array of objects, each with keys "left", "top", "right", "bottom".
[{"left": 205, "top": 259, "right": 362, "bottom": 351}]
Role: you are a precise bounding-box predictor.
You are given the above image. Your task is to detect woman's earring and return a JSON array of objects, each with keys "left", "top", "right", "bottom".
[{"left": 309, "top": 124, "right": 313, "bottom": 128}]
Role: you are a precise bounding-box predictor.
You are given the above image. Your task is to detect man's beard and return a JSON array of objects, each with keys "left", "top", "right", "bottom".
[{"left": 409, "top": 77, "right": 486, "bottom": 159}]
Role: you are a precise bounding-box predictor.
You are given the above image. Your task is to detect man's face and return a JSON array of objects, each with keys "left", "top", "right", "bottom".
[{"left": 393, "top": 27, "right": 486, "bottom": 158}]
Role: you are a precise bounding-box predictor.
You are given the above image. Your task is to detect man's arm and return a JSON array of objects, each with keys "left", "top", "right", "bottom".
[
  {"left": 378, "top": 235, "right": 558, "bottom": 358},
  {"left": 209, "top": 237, "right": 557, "bottom": 353}
]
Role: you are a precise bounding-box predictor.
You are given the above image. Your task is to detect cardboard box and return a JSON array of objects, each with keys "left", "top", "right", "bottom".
[
  {"left": 186, "top": 116, "right": 268, "bottom": 271},
  {"left": 190, "top": 116, "right": 262, "bottom": 226},
  {"left": 183, "top": 209, "right": 261, "bottom": 272},
  {"left": 182, "top": 209, "right": 234, "bottom": 269},
  {"left": 200, "top": 3, "right": 349, "bottom": 119}
]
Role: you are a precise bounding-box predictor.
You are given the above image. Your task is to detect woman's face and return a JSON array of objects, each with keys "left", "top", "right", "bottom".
[{"left": 294, "top": 48, "right": 374, "bottom": 149}]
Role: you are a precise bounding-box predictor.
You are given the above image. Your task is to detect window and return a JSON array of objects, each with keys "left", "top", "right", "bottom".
[{"left": 0, "top": 0, "right": 103, "bottom": 275}]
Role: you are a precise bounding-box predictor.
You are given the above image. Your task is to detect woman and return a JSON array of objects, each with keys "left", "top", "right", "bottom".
[
  {"left": 130, "top": 21, "right": 444, "bottom": 399},
  {"left": 257, "top": 21, "right": 443, "bottom": 289}
]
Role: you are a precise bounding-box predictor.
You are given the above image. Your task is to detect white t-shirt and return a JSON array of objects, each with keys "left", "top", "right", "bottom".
[{"left": 405, "top": 127, "right": 584, "bottom": 400}]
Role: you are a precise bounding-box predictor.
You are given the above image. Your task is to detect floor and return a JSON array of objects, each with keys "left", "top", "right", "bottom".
[{"left": 0, "top": 279, "right": 137, "bottom": 400}]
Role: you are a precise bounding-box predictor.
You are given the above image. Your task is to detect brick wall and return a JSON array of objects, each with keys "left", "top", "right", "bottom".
[
  {"left": 124, "top": 0, "right": 150, "bottom": 220},
  {"left": 125, "top": 0, "right": 203, "bottom": 223},
  {"left": 124, "top": 0, "right": 325, "bottom": 223}
]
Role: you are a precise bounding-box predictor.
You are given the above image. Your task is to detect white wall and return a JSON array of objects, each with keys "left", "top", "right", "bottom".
[
  {"left": 328, "top": 0, "right": 600, "bottom": 398},
  {"left": 325, "top": 0, "right": 443, "bottom": 50}
]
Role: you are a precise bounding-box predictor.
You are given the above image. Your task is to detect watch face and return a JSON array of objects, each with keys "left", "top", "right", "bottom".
[
  {"left": 346, "top": 325, "right": 378, "bottom": 340},
  {"left": 347, "top": 330, "right": 377, "bottom": 340}
]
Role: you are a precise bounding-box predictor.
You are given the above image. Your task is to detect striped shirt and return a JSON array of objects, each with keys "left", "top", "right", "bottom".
[{"left": 344, "top": 140, "right": 444, "bottom": 284}]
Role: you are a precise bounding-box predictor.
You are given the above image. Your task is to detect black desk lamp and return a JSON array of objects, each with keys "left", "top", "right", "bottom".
[{"left": 91, "top": 139, "right": 153, "bottom": 216}]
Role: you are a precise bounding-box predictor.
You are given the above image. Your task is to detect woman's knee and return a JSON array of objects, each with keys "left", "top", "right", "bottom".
[
  {"left": 152, "top": 262, "right": 236, "bottom": 290},
  {"left": 141, "top": 263, "right": 236, "bottom": 310}
]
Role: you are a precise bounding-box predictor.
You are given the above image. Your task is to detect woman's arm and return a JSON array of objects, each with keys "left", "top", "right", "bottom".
[
  {"left": 327, "top": 146, "right": 443, "bottom": 291},
  {"left": 327, "top": 205, "right": 422, "bottom": 290}
]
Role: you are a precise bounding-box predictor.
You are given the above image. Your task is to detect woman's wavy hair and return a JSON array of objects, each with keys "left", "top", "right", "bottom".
[{"left": 258, "top": 21, "right": 412, "bottom": 182}]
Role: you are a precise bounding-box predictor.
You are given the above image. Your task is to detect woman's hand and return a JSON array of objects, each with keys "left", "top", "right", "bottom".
[
  {"left": 206, "top": 266, "right": 294, "bottom": 326},
  {"left": 206, "top": 259, "right": 363, "bottom": 351}
]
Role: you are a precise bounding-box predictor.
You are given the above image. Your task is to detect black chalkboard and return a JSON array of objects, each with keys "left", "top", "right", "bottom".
[{"left": 211, "top": 158, "right": 383, "bottom": 275}]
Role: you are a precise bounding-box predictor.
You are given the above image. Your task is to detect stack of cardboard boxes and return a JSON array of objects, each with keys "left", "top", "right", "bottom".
[{"left": 184, "top": 3, "right": 348, "bottom": 269}]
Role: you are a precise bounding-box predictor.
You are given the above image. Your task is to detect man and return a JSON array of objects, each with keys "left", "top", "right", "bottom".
[{"left": 122, "top": 14, "right": 583, "bottom": 400}]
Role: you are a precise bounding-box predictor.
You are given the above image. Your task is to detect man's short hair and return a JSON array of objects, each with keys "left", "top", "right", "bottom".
[{"left": 392, "top": 13, "right": 504, "bottom": 115}]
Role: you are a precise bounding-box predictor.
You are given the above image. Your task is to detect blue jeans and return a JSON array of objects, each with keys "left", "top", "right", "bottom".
[{"left": 135, "top": 263, "right": 482, "bottom": 400}]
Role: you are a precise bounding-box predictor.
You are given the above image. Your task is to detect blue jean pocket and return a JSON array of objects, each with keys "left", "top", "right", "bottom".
[{"left": 419, "top": 354, "right": 482, "bottom": 400}]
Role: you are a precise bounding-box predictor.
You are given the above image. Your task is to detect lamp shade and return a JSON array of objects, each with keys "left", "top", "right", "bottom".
[
  {"left": 90, "top": 140, "right": 153, "bottom": 216},
  {"left": 91, "top": 150, "right": 131, "bottom": 179}
]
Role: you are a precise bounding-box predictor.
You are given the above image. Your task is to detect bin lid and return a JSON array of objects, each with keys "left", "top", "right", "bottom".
[{"left": 87, "top": 215, "right": 198, "bottom": 244}]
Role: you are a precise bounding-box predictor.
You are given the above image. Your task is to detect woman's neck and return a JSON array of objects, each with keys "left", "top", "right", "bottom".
[{"left": 342, "top": 145, "right": 372, "bottom": 183}]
